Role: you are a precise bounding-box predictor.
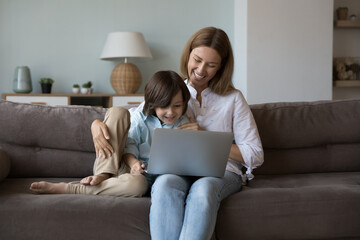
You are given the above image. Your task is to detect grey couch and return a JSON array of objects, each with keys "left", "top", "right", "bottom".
[{"left": 0, "top": 99, "right": 359, "bottom": 240}]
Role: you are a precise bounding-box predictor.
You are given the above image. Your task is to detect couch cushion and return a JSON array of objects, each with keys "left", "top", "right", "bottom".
[
  {"left": 0, "top": 100, "right": 107, "bottom": 177},
  {"left": 250, "top": 99, "right": 360, "bottom": 174},
  {"left": 0, "top": 178, "right": 151, "bottom": 240},
  {"left": 216, "top": 172, "right": 360, "bottom": 240}
]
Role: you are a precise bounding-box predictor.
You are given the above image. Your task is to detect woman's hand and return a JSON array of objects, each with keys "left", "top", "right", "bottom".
[
  {"left": 177, "top": 117, "right": 202, "bottom": 131},
  {"left": 91, "top": 119, "right": 114, "bottom": 158}
]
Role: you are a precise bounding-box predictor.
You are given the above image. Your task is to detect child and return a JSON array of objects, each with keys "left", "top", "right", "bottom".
[{"left": 30, "top": 70, "right": 190, "bottom": 197}]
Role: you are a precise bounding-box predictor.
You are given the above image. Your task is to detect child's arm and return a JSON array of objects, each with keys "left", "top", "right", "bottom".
[{"left": 123, "top": 153, "right": 146, "bottom": 174}]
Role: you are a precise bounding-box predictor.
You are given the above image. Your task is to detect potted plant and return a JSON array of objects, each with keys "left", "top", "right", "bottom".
[
  {"left": 72, "top": 84, "right": 80, "bottom": 94},
  {"left": 336, "top": 7, "right": 348, "bottom": 20},
  {"left": 81, "top": 81, "right": 93, "bottom": 94},
  {"left": 39, "top": 78, "right": 54, "bottom": 94}
]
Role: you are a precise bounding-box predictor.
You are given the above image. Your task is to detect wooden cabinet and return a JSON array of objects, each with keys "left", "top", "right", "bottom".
[
  {"left": 112, "top": 95, "right": 144, "bottom": 106},
  {"left": 2, "top": 93, "right": 144, "bottom": 108},
  {"left": 3, "top": 94, "right": 68, "bottom": 106}
]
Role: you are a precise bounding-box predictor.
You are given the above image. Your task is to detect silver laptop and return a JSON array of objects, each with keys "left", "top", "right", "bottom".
[{"left": 147, "top": 128, "right": 233, "bottom": 177}]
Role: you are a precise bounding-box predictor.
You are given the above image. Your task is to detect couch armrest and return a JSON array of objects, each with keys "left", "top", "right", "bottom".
[{"left": 0, "top": 149, "right": 10, "bottom": 182}]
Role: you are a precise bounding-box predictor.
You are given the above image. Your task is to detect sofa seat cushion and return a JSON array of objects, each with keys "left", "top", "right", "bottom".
[
  {"left": 216, "top": 172, "right": 360, "bottom": 240},
  {"left": 0, "top": 178, "right": 151, "bottom": 240}
]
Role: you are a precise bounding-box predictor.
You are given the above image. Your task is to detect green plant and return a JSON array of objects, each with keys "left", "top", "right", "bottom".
[
  {"left": 73, "top": 84, "right": 80, "bottom": 88},
  {"left": 82, "top": 81, "right": 92, "bottom": 88},
  {"left": 39, "top": 78, "right": 54, "bottom": 85}
]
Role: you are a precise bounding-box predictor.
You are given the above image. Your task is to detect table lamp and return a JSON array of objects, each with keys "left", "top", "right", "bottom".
[{"left": 100, "top": 32, "right": 152, "bottom": 94}]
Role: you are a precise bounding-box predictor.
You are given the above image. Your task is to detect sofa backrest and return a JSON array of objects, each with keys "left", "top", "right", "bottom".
[
  {"left": 251, "top": 99, "right": 360, "bottom": 175},
  {"left": 1, "top": 99, "right": 359, "bottom": 177},
  {"left": 0, "top": 100, "right": 106, "bottom": 177}
]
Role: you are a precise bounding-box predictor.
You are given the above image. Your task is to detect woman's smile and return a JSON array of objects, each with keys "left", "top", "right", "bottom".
[{"left": 194, "top": 71, "right": 205, "bottom": 80}]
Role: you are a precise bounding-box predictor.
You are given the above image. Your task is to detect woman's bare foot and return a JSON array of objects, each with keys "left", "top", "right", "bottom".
[
  {"left": 30, "top": 181, "right": 67, "bottom": 194},
  {"left": 80, "top": 173, "right": 110, "bottom": 186}
]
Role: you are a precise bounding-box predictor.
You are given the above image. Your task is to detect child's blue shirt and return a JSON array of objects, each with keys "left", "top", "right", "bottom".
[{"left": 124, "top": 111, "right": 189, "bottom": 165}]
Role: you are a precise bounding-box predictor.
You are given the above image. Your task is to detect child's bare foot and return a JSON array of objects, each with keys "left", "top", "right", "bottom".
[
  {"left": 80, "top": 173, "right": 110, "bottom": 186},
  {"left": 30, "top": 181, "right": 67, "bottom": 194}
]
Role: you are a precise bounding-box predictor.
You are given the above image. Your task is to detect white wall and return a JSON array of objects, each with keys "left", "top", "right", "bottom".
[
  {"left": 234, "top": 0, "right": 247, "bottom": 97},
  {"left": 1, "top": 0, "right": 343, "bottom": 104},
  {"left": 0, "top": 0, "right": 233, "bottom": 96},
  {"left": 234, "top": 0, "right": 334, "bottom": 104}
]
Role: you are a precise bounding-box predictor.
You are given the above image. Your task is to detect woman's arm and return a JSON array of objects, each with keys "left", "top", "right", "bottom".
[
  {"left": 229, "top": 144, "right": 245, "bottom": 164},
  {"left": 91, "top": 119, "right": 114, "bottom": 158},
  {"left": 232, "top": 92, "right": 264, "bottom": 177}
]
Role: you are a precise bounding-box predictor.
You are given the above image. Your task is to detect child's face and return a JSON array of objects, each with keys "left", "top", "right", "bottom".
[{"left": 155, "top": 90, "right": 184, "bottom": 125}]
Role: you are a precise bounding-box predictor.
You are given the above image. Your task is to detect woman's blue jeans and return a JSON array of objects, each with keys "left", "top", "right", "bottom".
[{"left": 149, "top": 170, "right": 243, "bottom": 240}]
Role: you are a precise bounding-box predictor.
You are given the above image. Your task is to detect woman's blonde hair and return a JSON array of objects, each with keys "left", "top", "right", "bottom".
[{"left": 180, "top": 27, "right": 235, "bottom": 95}]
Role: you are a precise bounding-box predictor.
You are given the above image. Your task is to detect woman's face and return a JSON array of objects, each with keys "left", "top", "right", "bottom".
[
  {"left": 155, "top": 90, "right": 184, "bottom": 125},
  {"left": 187, "top": 46, "right": 221, "bottom": 93}
]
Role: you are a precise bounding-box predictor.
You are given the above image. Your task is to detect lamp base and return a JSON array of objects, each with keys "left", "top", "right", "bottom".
[{"left": 110, "top": 63, "right": 142, "bottom": 94}]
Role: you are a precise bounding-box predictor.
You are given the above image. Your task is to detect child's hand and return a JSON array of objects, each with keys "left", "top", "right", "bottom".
[{"left": 130, "top": 160, "right": 146, "bottom": 174}]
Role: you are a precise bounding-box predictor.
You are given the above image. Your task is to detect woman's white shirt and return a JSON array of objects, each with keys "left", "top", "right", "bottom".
[{"left": 185, "top": 81, "right": 264, "bottom": 181}]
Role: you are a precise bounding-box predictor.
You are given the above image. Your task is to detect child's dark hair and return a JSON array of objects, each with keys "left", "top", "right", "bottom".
[{"left": 143, "top": 70, "right": 190, "bottom": 116}]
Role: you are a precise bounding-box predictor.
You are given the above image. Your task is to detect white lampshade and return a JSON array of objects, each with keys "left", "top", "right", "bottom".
[{"left": 100, "top": 32, "right": 152, "bottom": 60}]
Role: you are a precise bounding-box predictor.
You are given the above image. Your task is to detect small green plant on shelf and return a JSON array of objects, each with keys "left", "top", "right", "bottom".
[
  {"left": 39, "top": 78, "right": 54, "bottom": 93},
  {"left": 72, "top": 84, "right": 80, "bottom": 94},
  {"left": 81, "top": 81, "right": 93, "bottom": 94},
  {"left": 82, "top": 81, "right": 92, "bottom": 88},
  {"left": 39, "top": 78, "right": 54, "bottom": 85}
]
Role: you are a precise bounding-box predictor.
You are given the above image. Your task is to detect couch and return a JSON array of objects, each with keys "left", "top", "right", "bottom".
[{"left": 0, "top": 99, "right": 359, "bottom": 240}]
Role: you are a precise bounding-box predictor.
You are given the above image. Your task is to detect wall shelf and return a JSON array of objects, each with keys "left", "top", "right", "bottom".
[
  {"left": 334, "top": 20, "right": 360, "bottom": 28},
  {"left": 333, "top": 0, "right": 360, "bottom": 101},
  {"left": 333, "top": 80, "right": 360, "bottom": 87}
]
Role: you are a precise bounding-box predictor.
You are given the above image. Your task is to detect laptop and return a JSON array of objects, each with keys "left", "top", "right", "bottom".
[{"left": 147, "top": 128, "right": 233, "bottom": 177}]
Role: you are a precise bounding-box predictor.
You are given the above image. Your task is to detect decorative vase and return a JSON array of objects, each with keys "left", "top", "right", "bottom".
[
  {"left": 41, "top": 83, "right": 52, "bottom": 93},
  {"left": 13, "top": 66, "right": 32, "bottom": 93}
]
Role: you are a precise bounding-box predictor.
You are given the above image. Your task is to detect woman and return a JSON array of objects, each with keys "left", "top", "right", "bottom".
[{"left": 91, "top": 27, "right": 264, "bottom": 240}]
